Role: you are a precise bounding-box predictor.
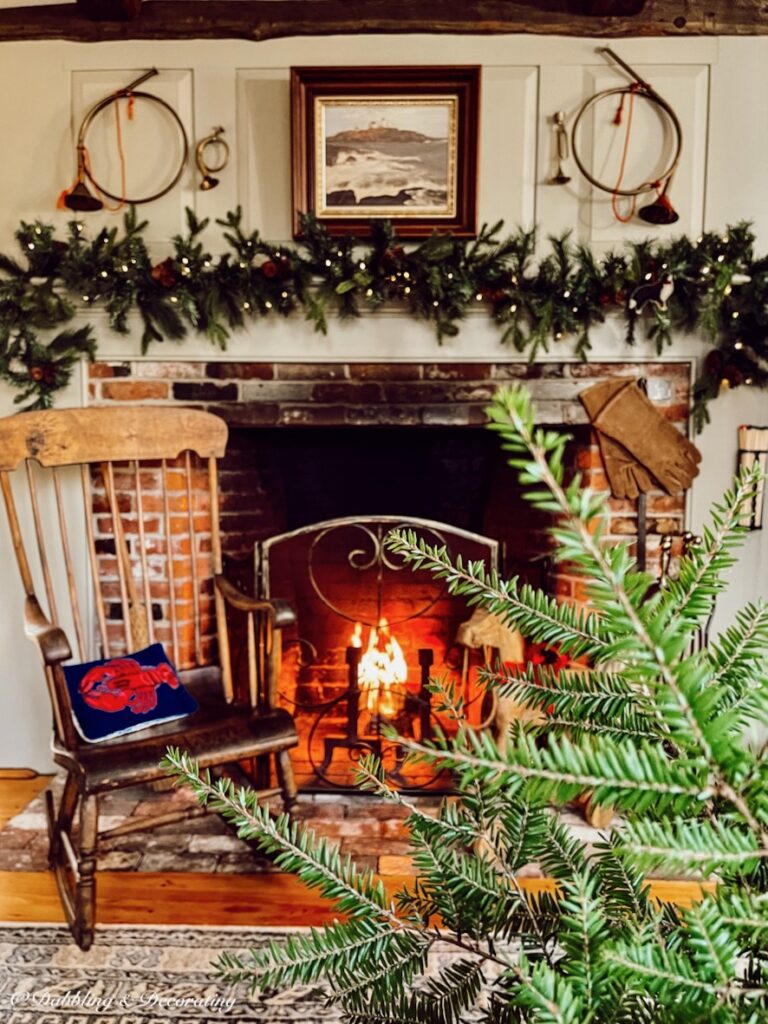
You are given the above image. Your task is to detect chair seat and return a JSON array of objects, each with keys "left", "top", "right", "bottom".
[{"left": 53, "top": 676, "right": 298, "bottom": 795}]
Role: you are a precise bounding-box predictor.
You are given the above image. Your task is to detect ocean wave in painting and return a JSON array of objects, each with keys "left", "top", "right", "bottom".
[{"left": 324, "top": 140, "right": 450, "bottom": 212}]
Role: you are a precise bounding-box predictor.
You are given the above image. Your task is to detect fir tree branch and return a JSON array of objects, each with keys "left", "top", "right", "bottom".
[
  {"left": 708, "top": 600, "right": 768, "bottom": 689},
  {"left": 514, "top": 960, "right": 584, "bottom": 1024},
  {"left": 716, "top": 892, "right": 768, "bottom": 939},
  {"left": 493, "top": 665, "right": 659, "bottom": 741},
  {"left": 616, "top": 818, "right": 765, "bottom": 876},
  {"left": 656, "top": 469, "right": 760, "bottom": 631},
  {"left": 539, "top": 817, "right": 589, "bottom": 882},
  {"left": 163, "top": 748, "right": 396, "bottom": 923},
  {"left": 490, "top": 386, "right": 768, "bottom": 849},
  {"left": 385, "top": 533, "right": 611, "bottom": 659},
  {"left": 606, "top": 946, "right": 768, "bottom": 1004},
  {"left": 592, "top": 836, "right": 650, "bottom": 926},
  {"left": 164, "top": 748, "right": 518, "bottom": 980},
  {"left": 558, "top": 875, "right": 607, "bottom": 1012},
  {"left": 544, "top": 715, "right": 660, "bottom": 743},
  {"left": 683, "top": 899, "right": 741, "bottom": 989},
  {"left": 334, "top": 939, "right": 432, "bottom": 1005},
  {"left": 470, "top": 813, "right": 557, "bottom": 967},
  {"left": 415, "top": 958, "right": 486, "bottom": 1022},
  {"left": 216, "top": 920, "right": 423, "bottom": 993},
  {"left": 492, "top": 664, "right": 651, "bottom": 714},
  {"left": 394, "top": 730, "right": 709, "bottom": 813},
  {"left": 499, "top": 796, "right": 546, "bottom": 873}
]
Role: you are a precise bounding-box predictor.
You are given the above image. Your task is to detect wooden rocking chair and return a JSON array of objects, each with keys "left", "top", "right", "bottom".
[{"left": 0, "top": 406, "right": 298, "bottom": 950}]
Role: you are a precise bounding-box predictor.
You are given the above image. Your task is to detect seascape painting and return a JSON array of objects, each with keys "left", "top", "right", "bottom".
[{"left": 316, "top": 98, "right": 458, "bottom": 218}]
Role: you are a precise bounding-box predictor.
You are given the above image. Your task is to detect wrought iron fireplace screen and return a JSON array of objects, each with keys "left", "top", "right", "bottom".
[{"left": 255, "top": 516, "right": 501, "bottom": 791}]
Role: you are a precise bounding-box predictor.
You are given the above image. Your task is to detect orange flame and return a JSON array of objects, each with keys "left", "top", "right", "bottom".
[{"left": 351, "top": 617, "right": 407, "bottom": 719}]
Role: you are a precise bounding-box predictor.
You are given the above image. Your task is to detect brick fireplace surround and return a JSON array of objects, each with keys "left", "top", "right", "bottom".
[
  {"left": 71, "top": 356, "right": 694, "bottom": 870},
  {"left": 89, "top": 355, "right": 689, "bottom": 758},
  {"left": 88, "top": 357, "right": 691, "bottom": 575}
]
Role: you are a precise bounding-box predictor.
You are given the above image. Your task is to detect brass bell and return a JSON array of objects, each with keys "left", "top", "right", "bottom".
[
  {"left": 638, "top": 180, "right": 679, "bottom": 226},
  {"left": 200, "top": 174, "right": 219, "bottom": 191},
  {"left": 64, "top": 180, "right": 104, "bottom": 212}
]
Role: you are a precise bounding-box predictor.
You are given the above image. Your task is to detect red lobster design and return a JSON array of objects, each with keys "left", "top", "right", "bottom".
[{"left": 79, "top": 658, "right": 179, "bottom": 714}]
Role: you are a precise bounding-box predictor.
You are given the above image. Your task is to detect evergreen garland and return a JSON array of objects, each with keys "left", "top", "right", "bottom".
[
  {"left": 0, "top": 208, "right": 765, "bottom": 427},
  {"left": 164, "top": 384, "right": 768, "bottom": 1023}
]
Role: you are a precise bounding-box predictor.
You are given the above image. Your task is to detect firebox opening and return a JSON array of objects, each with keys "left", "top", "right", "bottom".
[
  {"left": 221, "top": 423, "right": 591, "bottom": 790},
  {"left": 222, "top": 424, "right": 591, "bottom": 587}
]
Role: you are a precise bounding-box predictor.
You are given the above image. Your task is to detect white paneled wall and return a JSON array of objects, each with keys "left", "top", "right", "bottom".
[{"left": 0, "top": 33, "right": 765, "bottom": 770}]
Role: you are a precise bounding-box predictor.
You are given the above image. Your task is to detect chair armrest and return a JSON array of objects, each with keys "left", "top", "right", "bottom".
[
  {"left": 214, "top": 575, "right": 296, "bottom": 627},
  {"left": 24, "top": 595, "right": 72, "bottom": 666}
]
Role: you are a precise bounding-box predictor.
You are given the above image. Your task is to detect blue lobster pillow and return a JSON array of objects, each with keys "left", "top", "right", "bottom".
[{"left": 63, "top": 643, "right": 198, "bottom": 743}]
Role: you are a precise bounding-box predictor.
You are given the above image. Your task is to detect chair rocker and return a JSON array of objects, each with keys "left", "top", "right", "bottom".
[{"left": 0, "top": 406, "right": 298, "bottom": 950}]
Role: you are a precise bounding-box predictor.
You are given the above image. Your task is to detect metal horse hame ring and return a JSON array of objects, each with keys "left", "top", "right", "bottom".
[
  {"left": 77, "top": 68, "right": 189, "bottom": 205},
  {"left": 570, "top": 48, "right": 683, "bottom": 199}
]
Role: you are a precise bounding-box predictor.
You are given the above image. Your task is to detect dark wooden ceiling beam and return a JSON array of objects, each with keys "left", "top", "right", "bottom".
[{"left": 0, "top": 1, "right": 766, "bottom": 42}]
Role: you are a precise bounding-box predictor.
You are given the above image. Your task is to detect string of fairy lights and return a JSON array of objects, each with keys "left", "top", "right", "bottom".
[{"left": 0, "top": 207, "right": 765, "bottom": 426}]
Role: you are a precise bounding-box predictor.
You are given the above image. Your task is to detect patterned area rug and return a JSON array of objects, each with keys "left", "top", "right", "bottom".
[{"left": 0, "top": 923, "right": 341, "bottom": 1021}]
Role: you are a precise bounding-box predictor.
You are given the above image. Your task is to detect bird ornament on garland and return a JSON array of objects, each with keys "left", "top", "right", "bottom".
[{"left": 628, "top": 273, "right": 674, "bottom": 314}]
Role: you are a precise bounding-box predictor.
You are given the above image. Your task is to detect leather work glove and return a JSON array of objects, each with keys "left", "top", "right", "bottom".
[
  {"left": 580, "top": 378, "right": 658, "bottom": 499},
  {"left": 595, "top": 431, "right": 659, "bottom": 500},
  {"left": 581, "top": 377, "right": 701, "bottom": 495}
]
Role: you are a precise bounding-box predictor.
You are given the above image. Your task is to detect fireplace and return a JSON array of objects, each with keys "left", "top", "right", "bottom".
[
  {"left": 256, "top": 513, "right": 503, "bottom": 790},
  {"left": 212, "top": 417, "right": 590, "bottom": 791},
  {"left": 219, "top": 422, "right": 561, "bottom": 790},
  {"left": 89, "top": 357, "right": 691, "bottom": 789}
]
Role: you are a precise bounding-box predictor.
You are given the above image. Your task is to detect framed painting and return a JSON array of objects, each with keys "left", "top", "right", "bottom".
[{"left": 291, "top": 66, "right": 480, "bottom": 238}]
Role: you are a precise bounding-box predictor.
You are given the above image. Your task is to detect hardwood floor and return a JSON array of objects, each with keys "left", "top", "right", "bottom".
[
  {"left": 0, "top": 775, "right": 714, "bottom": 927},
  {"left": 0, "top": 870, "right": 349, "bottom": 927},
  {"left": 0, "top": 770, "right": 51, "bottom": 829}
]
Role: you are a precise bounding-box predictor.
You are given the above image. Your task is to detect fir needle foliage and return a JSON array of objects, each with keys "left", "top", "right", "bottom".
[
  {"left": 164, "top": 384, "right": 768, "bottom": 1023},
  {"left": 0, "top": 210, "right": 765, "bottom": 423}
]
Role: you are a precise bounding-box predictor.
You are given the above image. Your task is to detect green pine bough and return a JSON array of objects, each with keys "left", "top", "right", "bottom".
[
  {"left": 0, "top": 209, "right": 766, "bottom": 426},
  {"left": 164, "top": 384, "right": 768, "bottom": 1024}
]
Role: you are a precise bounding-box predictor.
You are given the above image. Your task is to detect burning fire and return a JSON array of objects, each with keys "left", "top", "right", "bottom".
[{"left": 351, "top": 618, "right": 407, "bottom": 720}]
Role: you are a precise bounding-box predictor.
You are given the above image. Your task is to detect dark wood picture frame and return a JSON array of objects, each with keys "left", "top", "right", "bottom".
[{"left": 291, "top": 66, "right": 480, "bottom": 239}]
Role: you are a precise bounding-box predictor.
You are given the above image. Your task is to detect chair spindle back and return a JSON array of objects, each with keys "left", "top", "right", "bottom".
[{"left": 0, "top": 407, "right": 230, "bottom": 747}]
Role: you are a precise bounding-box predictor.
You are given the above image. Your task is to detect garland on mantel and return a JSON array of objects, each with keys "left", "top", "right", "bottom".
[{"left": 0, "top": 207, "right": 765, "bottom": 427}]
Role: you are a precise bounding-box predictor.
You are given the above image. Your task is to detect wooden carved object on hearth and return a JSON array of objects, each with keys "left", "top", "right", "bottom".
[
  {"left": 0, "top": 1, "right": 766, "bottom": 41},
  {"left": 0, "top": 406, "right": 299, "bottom": 951}
]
